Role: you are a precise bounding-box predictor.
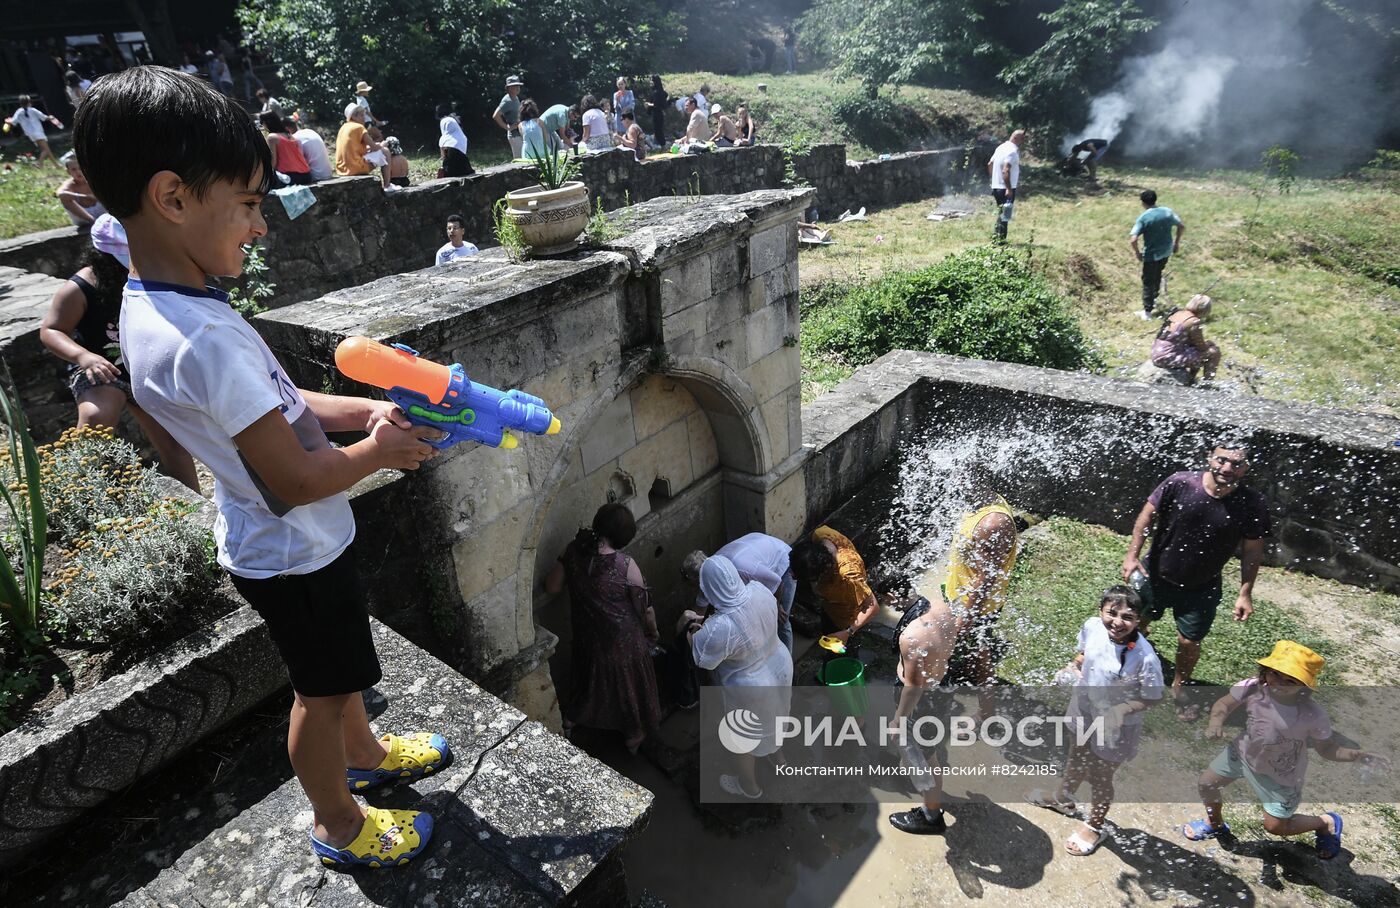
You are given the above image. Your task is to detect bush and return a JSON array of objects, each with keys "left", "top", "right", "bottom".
[
  {"left": 5, "top": 427, "right": 217, "bottom": 647},
  {"left": 801, "top": 244, "right": 1103, "bottom": 372},
  {"left": 832, "top": 94, "right": 925, "bottom": 154}
]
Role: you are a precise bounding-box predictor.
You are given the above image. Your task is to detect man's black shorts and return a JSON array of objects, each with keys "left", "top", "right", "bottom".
[{"left": 229, "top": 547, "right": 383, "bottom": 697}]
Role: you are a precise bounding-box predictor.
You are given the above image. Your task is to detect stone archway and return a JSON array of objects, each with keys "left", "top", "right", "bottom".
[{"left": 514, "top": 354, "right": 779, "bottom": 723}]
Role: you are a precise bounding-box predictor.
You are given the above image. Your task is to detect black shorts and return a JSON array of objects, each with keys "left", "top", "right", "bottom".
[{"left": 228, "top": 547, "right": 382, "bottom": 697}]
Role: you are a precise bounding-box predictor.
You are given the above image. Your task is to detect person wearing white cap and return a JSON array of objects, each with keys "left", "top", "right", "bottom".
[
  {"left": 37, "top": 214, "right": 198, "bottom": 490},
  {"left": 709, "top": 104, "right": 738, "bottom": 147},
  {"left": 494, "top": 75, "right": 525, "bottom": 159}
]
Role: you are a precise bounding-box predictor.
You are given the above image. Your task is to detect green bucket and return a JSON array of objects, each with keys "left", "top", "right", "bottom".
[{"left": 817, "top": 656, "right": 869, "bottom": 718}]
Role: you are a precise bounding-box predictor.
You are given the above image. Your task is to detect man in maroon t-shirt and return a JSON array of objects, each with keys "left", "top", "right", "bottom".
[{"left": 1123, "top": 442, "right": 1270, "bottom": 721}]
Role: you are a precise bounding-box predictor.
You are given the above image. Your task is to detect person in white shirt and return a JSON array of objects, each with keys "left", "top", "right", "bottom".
[
  {"left": 353, "top": 80, "right": 382, "bottom": 132},
  {"left": 291, "top": 126, "right": 334, "bottom": 182},
  {"left": 987, "top": 128, "right": 1025, "bottom": 241},
  {"left": 682, "top": 532, "right": 796, "bottom": 652},
  {"left": 579, "top": 94, "right": 613, "bottom": 153},
  {"left": 693, "top": 84, "right": 710, "bottom": 116},
  {"left": 6, "top": 95, "right": 62, "bottom": 166},
  {"left": 435, "top": 215, "right": 480, "bottom": 265},
  {"left": 434, "top": 103, "right": 473, "bottom": 178}
]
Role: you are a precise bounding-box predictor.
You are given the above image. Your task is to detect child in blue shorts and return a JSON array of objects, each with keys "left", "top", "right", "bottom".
[
  {"left": 74, "top": 66, "right": 451, "bottom": 868},
  {"left": 1183, "top": 641, "right": 1384, "bottom": 860}
]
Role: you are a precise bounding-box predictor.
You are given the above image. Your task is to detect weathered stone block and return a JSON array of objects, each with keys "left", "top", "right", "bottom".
[
  {"left": 580, "top": 393, "right": 638, "bottom": 473},
  {"left": 760, "top": 393, "right": 792, "bottom": 463},
  {"left": 432, "top": 443, "right": 535, "bottom": 536},
  {"left": 629, "top": 374, "right": 697, "bottom": 441},
  {"left": 744, "top": 348, "right": 802, "bottom": 397},
  {"left": 763, "top": 259, "right": 799, "bottom": 307},
  {"left": 619, "top": 420, "right": 694, "bottom": 516},
  {"left": 465, "top": 575, "right": 523, "bottom": 669},
  {"left": 453, "top": 500, "right": 532, "bottom": 603},
  {"left": 660, "top": 252, "right": 712, "bottom": 316},
  {"left": 745, "top": 304, "right": 789, "bottom": 363},
  {"left": 749, "top": 223, "right": 789, "bottom": 277},
  {"left": 710, "top": 242, "right": 746, "bottom": 294},
  {"left": 704, "top": 285, "right": 748, "bottom": 334},
  {"left": 687, "top": 409, "right": 721, "bottom": 478}
]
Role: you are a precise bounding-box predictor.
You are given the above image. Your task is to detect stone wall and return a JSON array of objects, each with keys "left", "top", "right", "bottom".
[
  {"left": 803, "top": 350, "right": 1400, "bottom": 593},
  {"left": 0, "top": 140, "right": 989, "bottom": 306},
  {"left": 0, "top": 141, "right": 989, "bottom": 447},
  {"left": 256, "top": 190, "right": 812, "bottom": 707}
]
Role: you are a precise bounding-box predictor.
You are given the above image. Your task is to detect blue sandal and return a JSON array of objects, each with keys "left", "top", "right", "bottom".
[
  {"left": 1316, "top": 811, "right": 1343, "bottom": 860},
  {"left": 347, "top": 733, "right": 451, "bottom": 792},
  {"left": 1182, "top": 819, "right": 1230, "bottom": 841}
]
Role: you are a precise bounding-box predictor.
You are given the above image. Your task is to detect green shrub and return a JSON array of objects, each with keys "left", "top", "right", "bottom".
[
  {"left": 9, "top": 426, "right": 217, "bottom": 647},
  {"left": 801, "top": 244, "right": 1103, "bottom": 371},
  {"left": 832, "top": 93, "right": 925, "bottom": 154}
]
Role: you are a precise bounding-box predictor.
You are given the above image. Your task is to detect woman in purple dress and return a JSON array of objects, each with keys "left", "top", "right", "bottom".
[{"left": 546, "top": 503, "right": 661, "bottom": 753}]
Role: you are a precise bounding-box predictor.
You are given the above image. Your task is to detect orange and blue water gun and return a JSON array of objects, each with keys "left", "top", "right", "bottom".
[{"left": 335, "top": 336, "right": 561, "bottom": 450}]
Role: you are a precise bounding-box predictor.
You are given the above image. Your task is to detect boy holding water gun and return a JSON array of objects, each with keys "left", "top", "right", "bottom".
[{"left": 75, "top": 66, "right": 451, "bottom": 868}]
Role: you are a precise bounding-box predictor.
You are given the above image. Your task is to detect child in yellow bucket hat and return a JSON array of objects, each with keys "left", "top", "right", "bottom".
[{"left": 1182, "top": 641, "right": 1386, "bottom": 859}]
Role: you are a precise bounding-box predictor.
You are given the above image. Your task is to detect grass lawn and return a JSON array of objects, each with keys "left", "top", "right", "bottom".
[
  {"left": 798, "top": 165, "right": 1400, "bottom": 413},
  {"left": 0, "top": 138, "right": 75, "bottom": 238},
  {"left": 657, "top": 71, "right": 1007, "bottom": 160},
  {"left": 997, "top": 518, "right": 1375, "bottom": 686}
]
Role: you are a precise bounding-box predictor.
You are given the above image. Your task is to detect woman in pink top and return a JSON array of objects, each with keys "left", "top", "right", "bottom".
[{"left": 260, "top": 113, "right": 313, "bottom": 185}]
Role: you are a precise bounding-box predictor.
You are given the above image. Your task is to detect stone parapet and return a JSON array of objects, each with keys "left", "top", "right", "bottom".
[{"left": 802, "top": 350, "right": 1400, "bottom": 592}]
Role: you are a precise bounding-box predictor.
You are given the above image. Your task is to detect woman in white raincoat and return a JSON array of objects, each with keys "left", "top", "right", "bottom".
[{"left": 687, "top": 555, "right": 793, "bottom": 798}]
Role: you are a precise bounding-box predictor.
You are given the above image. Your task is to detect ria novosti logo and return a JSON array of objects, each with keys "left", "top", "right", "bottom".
[{"left": 717, "top": 708, "right": 766, "bottom": 754}]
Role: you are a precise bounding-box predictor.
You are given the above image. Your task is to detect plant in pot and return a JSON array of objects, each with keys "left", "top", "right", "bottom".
[{"left": 503, "top": 149, "right": 590, "bottom": 255}]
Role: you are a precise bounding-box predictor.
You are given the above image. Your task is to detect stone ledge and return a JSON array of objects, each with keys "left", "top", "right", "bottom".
[
  {"left": 120, "top": 619, "right": 651, "bottom": 907},
  {"left": 0, "top": 603, "right": 286, "bottom": 869},
  {"left": 598, "top": 189, "right": 815, "bottom": 272}
]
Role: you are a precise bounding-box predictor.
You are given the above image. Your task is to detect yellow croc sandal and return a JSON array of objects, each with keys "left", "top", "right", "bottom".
[
  {"left": 347, "top": 733, "right": 452, "bottom": 792},
  {"left": 309, "top": 805, "right": 434, "bottom": 868}
]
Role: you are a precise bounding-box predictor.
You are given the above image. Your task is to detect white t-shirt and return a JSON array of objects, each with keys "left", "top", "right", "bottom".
[
  {"left": 693, "top": 92, "right": 709, "bottom": 116},
  {"left": 355, "top": 95, "right": 375, "bottom": 120},
  {"left": 1071, "top": 617, "right": 1164, "bottom": 725},
  {"left": 436, "top": 241, "right": 480, "bottom": 265},
  {"left": 119, "top": 279, "right": 355, "bottom": 578},
  {"left": 11, "top": 107, "right": 48, "bottom": 141},
  {"left": 581, "top": 108, "right": 609, "bottom": 140},
  {"left": 438, "top": 115, "right": 468, "bottom": 153},
  {"left": 292, "top": 128, "right": 334, "bottom": 182},
  {"left": 989, "top": 140, "right": 1020, "bottom": 190}
]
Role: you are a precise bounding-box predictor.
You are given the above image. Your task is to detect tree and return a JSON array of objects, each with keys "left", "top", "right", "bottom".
[
  {"left": 798, "top": 0, "right": 994, "bottom": 98},
  {"left": 239, "top": 0, "right": 681, "bottom": 126},
  {"left": 998, "top": 0, "right": 1156, "bottom": 151}
]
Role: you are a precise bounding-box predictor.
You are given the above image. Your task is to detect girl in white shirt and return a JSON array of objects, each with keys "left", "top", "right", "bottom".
[
  {"left": 1028, "top": 586, "right": 1163, "bottom": 856},
  {"left": 579, "top": 94, "right": 614, "bottom": 153}
]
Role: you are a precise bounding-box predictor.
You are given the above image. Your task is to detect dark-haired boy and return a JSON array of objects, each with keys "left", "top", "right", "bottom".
[
  {"left": 74, "top": 66, "right": 451, "bottom": 868},
  {"left": 1130, "top": 189, "right": 1185, "bottom": 319}
]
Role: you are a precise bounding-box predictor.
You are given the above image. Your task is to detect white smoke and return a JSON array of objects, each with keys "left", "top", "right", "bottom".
[
  {"left": 1067, "top": 0, "right": 1388, "bottom": 163},
  {"left": 1067, "top": 45, "right": 1237, "bottom": 155}
]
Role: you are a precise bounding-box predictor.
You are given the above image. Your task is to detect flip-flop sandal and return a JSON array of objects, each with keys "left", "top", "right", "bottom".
[
  {"left": 347, "top": 733, "right": 451, "bottom": 792},
  {"left": 1066, "top": 824, "right": 1109, "bottom": 856},
  {"left": 309, "top": 805, "right": 434, "bottom": 868},
  {"left": 1182, "top": 818, "right": 1230, "bottom": 841},
  {"left": 1026, "top": 788, "right": 1079, "bottom": 817},
  {"left": 1316, "top": 811, "right": 1343, "bottom": 860}
]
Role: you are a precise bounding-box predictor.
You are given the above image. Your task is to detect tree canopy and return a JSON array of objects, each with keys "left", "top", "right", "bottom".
[{"left": 239, "top": 0, "right": 681, "bottom": 126}]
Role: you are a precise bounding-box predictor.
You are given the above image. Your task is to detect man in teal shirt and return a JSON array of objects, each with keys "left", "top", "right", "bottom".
[{"left": 1130, "top": 189, "right": 1185, "bottom": 319}]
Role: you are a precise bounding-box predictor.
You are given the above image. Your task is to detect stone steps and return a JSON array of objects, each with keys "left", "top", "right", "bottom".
[{"left": 18, "top": 619, "right": 651, "bottom": 907}]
